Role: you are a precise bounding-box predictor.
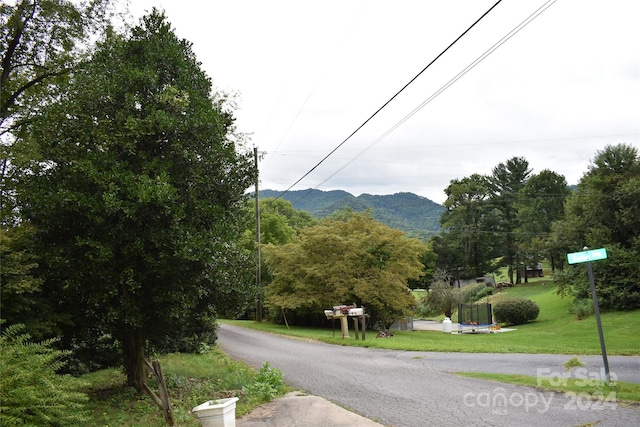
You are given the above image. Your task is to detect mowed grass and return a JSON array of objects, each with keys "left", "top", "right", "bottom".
[{"left": 223, "top": 281, "right": 640, "bottom": 356}]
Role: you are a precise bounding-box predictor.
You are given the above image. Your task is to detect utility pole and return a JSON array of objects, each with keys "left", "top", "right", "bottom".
[{"left": 254, "top": 147, "right": 262, "bottom": 322}]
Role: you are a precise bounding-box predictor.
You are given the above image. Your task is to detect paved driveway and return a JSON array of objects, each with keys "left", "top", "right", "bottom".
[{"left": 218, "top": 323, "right": 640, "bottom": 427}]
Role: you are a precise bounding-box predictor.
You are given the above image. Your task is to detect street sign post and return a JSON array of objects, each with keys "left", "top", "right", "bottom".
[{"left": 566, "top": 247, "right": 610, "bottom": 384}]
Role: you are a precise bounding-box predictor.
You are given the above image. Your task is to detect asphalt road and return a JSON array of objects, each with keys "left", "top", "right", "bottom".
[{"left": 218, "top": 323, "right": 640, "bottom": 427}]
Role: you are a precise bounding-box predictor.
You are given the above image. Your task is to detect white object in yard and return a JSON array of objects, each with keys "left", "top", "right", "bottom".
[
  {"left": 348, "top": 308, "right": 364, "bottom": 316},
  {"left": 192, "top": 397, "right": 239, "bottom": 427},
  {"left": 442, "top": 317, "right": 452, "bottom": 334}
]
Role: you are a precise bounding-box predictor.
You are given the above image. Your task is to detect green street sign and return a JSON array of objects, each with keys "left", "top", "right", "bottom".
[{"left": 567, "top": 248, "right": 608, "bottom": 264}]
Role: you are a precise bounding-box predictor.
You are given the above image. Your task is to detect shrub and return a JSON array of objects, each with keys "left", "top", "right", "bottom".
[
  {"left": 493, "top": 298, "right": 540, "bottom": 326},
  {"left": 0, "top": 324, "right": 90, "bottom": 426},
  {"left": 462, "top": 283, "right": 494, "bottom": 303},
  {"left": 242, "top": 362, "right": 285, "bottom": 402},
  {"left": 568, "top": 299, "right": 594, "bottom": 320},
  {"left": 413, "top": 302, "right": 441, "bottom": 319},
  {"left": 423, "top": 280, "right": 464, "bottom": 318}
]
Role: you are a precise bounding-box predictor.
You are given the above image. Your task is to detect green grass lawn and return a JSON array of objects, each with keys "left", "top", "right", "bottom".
[{"left": 224, "top": 281, "right": 640, "bottom": 356}]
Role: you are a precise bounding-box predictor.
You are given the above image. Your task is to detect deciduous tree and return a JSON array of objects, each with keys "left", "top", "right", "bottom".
[{"left": 263, "top": 212, "right": 425, "bottom": 328}]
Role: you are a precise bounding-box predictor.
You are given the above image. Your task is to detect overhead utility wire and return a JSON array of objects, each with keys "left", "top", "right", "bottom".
[
  {"left": 273, "top": 0, "right": 503, "bottom": 201},
  {"left": 314, "top": 0, "right": 557, "bottom": 190},
  {"left": 263, "top": 1, "right": 368, "bottom": 171}
]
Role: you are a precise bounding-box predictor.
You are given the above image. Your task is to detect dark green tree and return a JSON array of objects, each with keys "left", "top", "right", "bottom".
[
  {"left": 1, "top": 0, "right": 114, "bottom": 340},
  {"left": 554, "top": 144, "right": 640, "bottom": 309},
  {"left": 15, "top": 11, "right": 256, "bottom": 391},
  {"left": 516, "top": 169, "right": 570, "bottom": 276},
  {"left": 488, "top": 157, "right": 532, "bottom": 283},
  {"left": 1, "top": 0, "right": 113, "bottom": 219},
  {"left": 437, "top": 174, "right": 497, "bottom": 279}
]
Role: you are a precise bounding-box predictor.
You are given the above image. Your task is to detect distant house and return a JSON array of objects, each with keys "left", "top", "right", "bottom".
[
  {"left": 520, "top": 263, "right": 544, "bottom": 279},
  {"left": 452, "top": 276, "right": 495, "bottom": 288}
]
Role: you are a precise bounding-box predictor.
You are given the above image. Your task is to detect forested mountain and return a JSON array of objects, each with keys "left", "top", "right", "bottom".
[{"left": 258, "top": 189, "right": 444, "bottom": 239}]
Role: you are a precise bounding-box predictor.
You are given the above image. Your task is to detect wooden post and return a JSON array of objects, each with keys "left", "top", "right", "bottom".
[
  {"left": 143, "top": 360, "right": 175, "bottom": 426},
  {"left": 339, "top": 315, "right": 349, "bottom": 338},
  {"left": 353, "top": 316, "right": 359, "bottom": 340}
]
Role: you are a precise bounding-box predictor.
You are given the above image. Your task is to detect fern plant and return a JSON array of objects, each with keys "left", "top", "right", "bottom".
[{"left": 0, "top": 323, "right": 90, "bottom": 426}]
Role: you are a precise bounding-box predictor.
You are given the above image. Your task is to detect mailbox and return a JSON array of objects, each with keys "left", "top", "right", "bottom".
[{"left": 348, "top": 308, "right": 364, "bottom": 316}]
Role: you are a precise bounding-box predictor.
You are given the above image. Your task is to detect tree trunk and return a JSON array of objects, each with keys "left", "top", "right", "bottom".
[{"left": 123, "top": 328, "right": 148, "bottom": 392}]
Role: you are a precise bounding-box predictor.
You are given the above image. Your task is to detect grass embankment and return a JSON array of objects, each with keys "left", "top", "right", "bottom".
[{"left": 81, "top": 350, "right": 290, "bottom": 426}]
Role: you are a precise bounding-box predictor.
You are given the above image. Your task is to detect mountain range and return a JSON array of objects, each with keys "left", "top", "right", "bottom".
[{"left": 258, "top": 189, "right": 445, "bottom": 240}]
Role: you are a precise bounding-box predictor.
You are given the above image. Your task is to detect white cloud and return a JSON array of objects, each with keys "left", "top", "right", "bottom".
[{"left": 128, "top": 0, "right": 639, "bottom": 204}]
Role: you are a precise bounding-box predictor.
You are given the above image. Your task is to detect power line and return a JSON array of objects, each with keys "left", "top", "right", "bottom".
[
  {"left": 263, "top": 2, "right": 369, "bottom": 172},
  {"left": 273, "top": 0, "right": 504, "bottom": 202},
  {"left": 313, "top": 0, "right": 558, "bottom": 191}
]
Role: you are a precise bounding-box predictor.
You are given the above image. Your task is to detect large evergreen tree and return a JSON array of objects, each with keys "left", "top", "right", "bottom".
[
  {"left": 488, "top": 157, "right": 531, "bottom": 283},
  {"left": 437, "top": 174, "right": 497, "bottom": 279},
  {"left": 15, "top": 11, "right": 256, "bottom": 391}
]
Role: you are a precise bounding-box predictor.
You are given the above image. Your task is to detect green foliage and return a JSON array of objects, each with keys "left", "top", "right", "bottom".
[
  {"left": 264, "top": 212, "right": 426, "bottom": 328},
  {"left": 1, "top": 0, "right": 112, "bottom": 129},
  {"left": 489, "top": 157, "right": 532, "bottom": 284},
  {"left": 563, "top": 357, "right": 586, "bottom": 370},
  {"left": 0, "top": 224, "right": 52, "bottom": 338},
  {"left": 437, "top": 174, "right": 498, "bottom": 278},
  {"left": 553, "top": 144, "right": 640, "bottom": 309},
  {"left": 242, "top": 362, "right": 285, "bottom": 402},
  {"left": 0, "top": 324, "right": 90, "bottom": 426},
  {"left": 80, "top": 350, "right": 288, "bottom": 425},
  {"left": 13, "top": 10, "right": 256, "bottom": 389},
  {"left": 225, "top": 282, "right": 640, "bottom": 355},
  {"left": 461, "top": 283, "right": 493, "bottom": 303},
  {"left": 422, "top": 272, "right": 463, "bottom": 318},
  {"left": 493, "top": 297, "right": 540, "bottom": 325},
  {"left": 568, "top": 299, "right": 595, "bottom": 320},
  {"left": 516, "top": 169, "right": 570, "bottom": 275}
]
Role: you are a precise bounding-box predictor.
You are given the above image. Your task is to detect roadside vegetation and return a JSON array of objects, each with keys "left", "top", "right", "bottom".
[{"left": 79, "top": 351, "right": 288, "bottom": 426}]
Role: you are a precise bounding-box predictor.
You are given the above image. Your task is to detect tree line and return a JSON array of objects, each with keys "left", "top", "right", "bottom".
[{"left": 431, "top": 146, "right": 640, "bottom": 312}]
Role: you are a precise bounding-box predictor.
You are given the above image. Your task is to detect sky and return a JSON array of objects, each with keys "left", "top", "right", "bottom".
[{"left": 126, "top": 0, "right": 639, "bottom": 204}]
